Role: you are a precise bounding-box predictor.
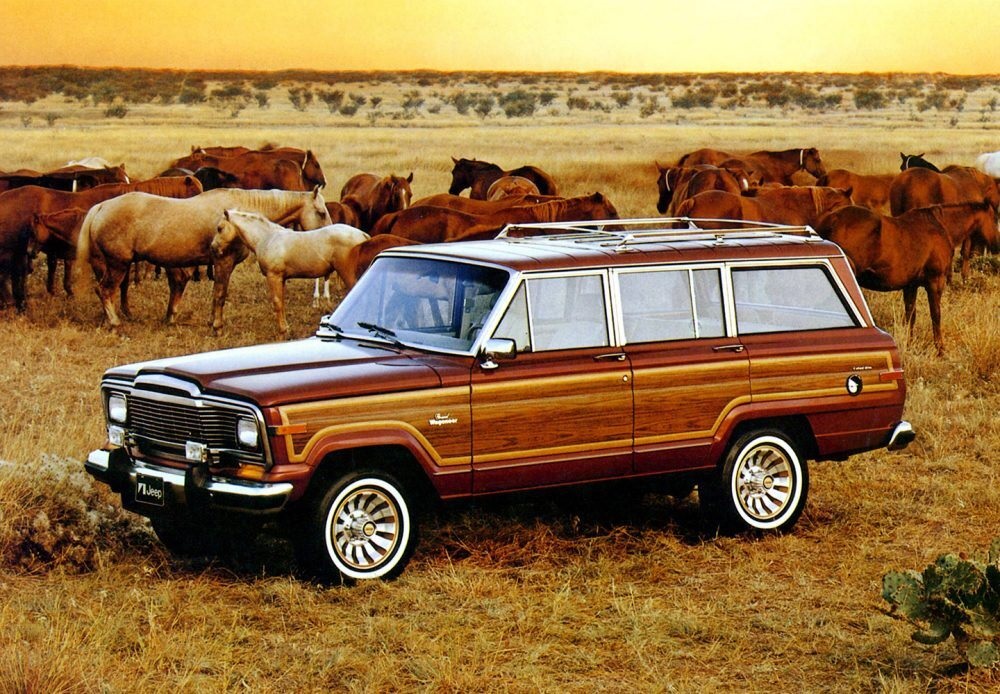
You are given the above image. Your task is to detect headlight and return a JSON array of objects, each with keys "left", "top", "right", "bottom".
[
  {"left": 108, "top": 393, "right": 128, "bottom": 423},
  {"left": 237, "top": 418, "right": 259, "bottom": 449}
]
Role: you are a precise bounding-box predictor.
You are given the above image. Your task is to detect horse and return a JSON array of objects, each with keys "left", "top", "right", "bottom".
[
  {"left": 338, "top": 173, "right": 414, "bottom": 231},
  {"left": 211, "top": 210, "right": 368, "bottom": 337},
  {"left": 0, "top": 176, "right": 203, "bottom": 312},
  {"left": 655, "top": 163, "right": 747, "bottom": 215},
  {"left": 29, "top": 207, "right": 87, "bottom": 297},
  {"left": 889, "top": 165, "right": 1000, "bottom": 243},
  {"left": 677, "top": 148, "right": 825, "bottom": 184},
  {"left": 975, "top": 151, "right": 1000, "bottom": 178},
  {"left": 409, "top": 192, "right": 555, "bottom": 214},
  {"left": 159, "top": 166, "right": 241, "bottom": 191},
  {"left": 377, "top": 193, "right": 619, "bottom": 243},
  {"left": 0, "top": 163, "right": 129, "bottom": 193},
  {"left": 75, "top": 187, "right": 331, "bottom": 333},
  {"left": 448, "top": 157, "right": 559, "bottom": 199},
  {"left": 815, "top": 203, "right": 999, "bottom": 354},
  {"left": 172, "top": 147, "right": 327, "bottom": 189},
  {"left": 816, "top": 169, "right": 895, "bottom": 214},
  {"left": 899, "top": 152, "right": 941, "bottom": 172},
  {"left": 486, "top": 176, "right": 541, "bottom": 200},
  {"left": 675, "top": 186, "right": 853, "bottom": 229},
  {"left": 341, "top": 235, "right": 422, "bottom": 289}
]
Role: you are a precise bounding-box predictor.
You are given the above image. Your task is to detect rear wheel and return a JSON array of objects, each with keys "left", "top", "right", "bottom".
[
  {"left": 295, "top": 469, "right": 417, "bottom": 581},
  {"left": 700, "top": 429, "right": 808, "bottom": 532}
]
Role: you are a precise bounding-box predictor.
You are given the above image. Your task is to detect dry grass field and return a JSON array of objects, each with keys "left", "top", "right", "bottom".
[{"left": 1, "top": 70, "right": 1000, "bottom": 691}]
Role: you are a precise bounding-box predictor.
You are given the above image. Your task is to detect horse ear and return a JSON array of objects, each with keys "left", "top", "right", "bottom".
[
  {"left": 452, "top": 156, "right": 459, "bottom": 164},
  {"left": 223, "top": 209, "right": 231, "bottom": 220},
  {"left": 655, "top": 161, "right": 665, "bottom": 173},
  {"left": 312, "top": 185, "right": 321, "bottom": 198},
  {"left": 899, "top": 153, "right": 906, "bottom": 161},
  {"left": 407, "top": 172, "right": 414, "bottom": 183}
]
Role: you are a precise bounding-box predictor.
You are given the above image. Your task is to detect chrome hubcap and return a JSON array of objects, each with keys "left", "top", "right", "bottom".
[
  {"left": 332, "top": 487, "right": 400, "bottom": 570},
  {"left": 736, "top": 445, "right": 793, "bottom": 521}
]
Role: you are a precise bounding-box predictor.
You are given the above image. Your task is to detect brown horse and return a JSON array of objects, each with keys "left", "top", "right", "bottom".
[
  {"left": 341, "top": 235, "right": 422, "bottom": 289},
  {"left": 378, "top": 193, "right": 619, "bottom": 243},
  {"left": 890, "top": 165, "right": 1000, "bottom": 219},
  {"left": 339, "top": 173, "right": 414, "bottom": 231},
  {"left": 816, "top": 169, "right": 895, "bottom": 214},
  {"left": 409, "top": 192, "right": 555, "bottom": 214},
  {"left": 677, "top": 148, "right": 825, "bottom": 184},
  {"left": 0, "top": 176, "right": 203, "bottom": 312},
  {"left": 486, "top": 176, "right": 541, "bottom": 200},
  {"left": 76, "top": 187, "right": 331, "bottom": 332},
  {"left": 173, "top": 147, "right": 327, "bottom": 189},
  {"left": 29, "top": 207, "right": 87, "bottom": 297},
  {"left": 448, "top": 157, "right": 559, "bottom": 199},
  {"left": 0, "top": 163, "right": 129, "bottom": 193},
  {"left": 815, "top": 203, "right": 999, "bottom": 354},
  {"left": 675, "top": 186, "right": 853, "bottom": 228},
  {"left": 655, "top": 164, "right": 747, "bottom": 215}
]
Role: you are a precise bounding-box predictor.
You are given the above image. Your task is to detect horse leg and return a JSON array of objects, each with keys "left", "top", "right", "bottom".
[
  {"left": 164, "top": 268, "right": 192, "bottom": 325},
  {"left": 63, "top": 258, "right": 74, "bottom": 297},
  {"left": 312, "top": 278, "right": 322, "bottom": 307},
  {"left": 209, "top": 256, "right": 237, "bottom": 335},
  {"left": 119, "top": 264, "right": 133, "bottom": 319},
  {"left": 46, "top": 254, "right": 58, "bottom": 295},
  {"left": 12, "top": 257, "right": 28, "bottom": 313},
  {"left": 926, "top": 276, "right": 946, "bottom": 355},
  {"left": 267, "top": 273, "right": 289, "bottom": 337},
  {"left": 96, "top": 263, "right": 127, "bottom": 328},
  {"left": 901, "top": 285, "right": 919, "bottom": 338},
  {"left": 959, "top": 240, "right": 971, "bottom": 284}
]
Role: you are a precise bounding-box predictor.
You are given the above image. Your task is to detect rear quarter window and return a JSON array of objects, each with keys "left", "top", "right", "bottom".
[{"left": 732, "top": 265, "right": 858, "bottom": 334}]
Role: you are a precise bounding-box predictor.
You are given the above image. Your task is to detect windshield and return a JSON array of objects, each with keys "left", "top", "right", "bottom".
[{"left": 327, "top": 255, "right": 511, "bottom": 353}]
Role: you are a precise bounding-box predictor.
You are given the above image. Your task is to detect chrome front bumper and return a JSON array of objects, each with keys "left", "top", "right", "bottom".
[
  {"left": 86, "top": 448, "right": 293, "bottom": 515},
  {"left": 886, "top": 421, "right": 916, "bottom": 451}
]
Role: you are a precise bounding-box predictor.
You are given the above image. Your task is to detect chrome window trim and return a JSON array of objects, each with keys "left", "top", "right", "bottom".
[{"left": 514, "top": 268, "right": 614, "bottom": 352}]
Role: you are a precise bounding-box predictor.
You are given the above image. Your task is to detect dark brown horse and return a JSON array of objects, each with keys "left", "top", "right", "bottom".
[
  {"left": 677, "top": 148, "right": 826, "bottom": 184},
  {"left": 899, "top": 152, "right": 941, "bottom": 172},
  {"left": 0, "top": 176, "right": 203, "bottom": 312},
  {"left": 816, "top": 169, "right": 895, "bottom": 214},
  {"left": 675, "top": 186, "right": 853, "bottom": 229},
  {"left": 0, "top": 163, "right": 129, "bottom": 193},
  {"left": 339, "top": 173, "right": 414, "bottom": 231},
  {"left": 448, "top": 157, "right": 559, "bottom": 199},
  {"left": 815, "top": 202, "right": 998, "bottom": 354}
]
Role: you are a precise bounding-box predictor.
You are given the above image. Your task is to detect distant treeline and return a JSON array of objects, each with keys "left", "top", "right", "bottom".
[{"left": 1, "top": 65, "right": 998, "bottom": 107}]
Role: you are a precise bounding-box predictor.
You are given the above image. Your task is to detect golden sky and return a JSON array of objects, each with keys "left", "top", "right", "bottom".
[{"left": 4, "top": 0, "right": 999, "bottom": 74}]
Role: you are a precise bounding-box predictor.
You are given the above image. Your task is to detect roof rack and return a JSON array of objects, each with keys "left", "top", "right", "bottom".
[{"left": 496, "top": 217, "right": 821, "bottom": 249}]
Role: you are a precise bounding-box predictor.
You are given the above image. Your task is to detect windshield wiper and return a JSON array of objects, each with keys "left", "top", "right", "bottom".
[{"left": 358, "top": 321, "right": 404, "bottom": 347}]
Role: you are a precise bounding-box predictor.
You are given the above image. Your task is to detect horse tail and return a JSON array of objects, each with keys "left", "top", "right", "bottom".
[{"left": 73, "top": 203, "right": 101, "bottom": 294}]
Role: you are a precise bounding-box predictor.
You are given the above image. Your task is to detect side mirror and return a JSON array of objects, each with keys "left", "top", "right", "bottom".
[{"left": 480, "top": 338, "right": 516, "bottom": 370}]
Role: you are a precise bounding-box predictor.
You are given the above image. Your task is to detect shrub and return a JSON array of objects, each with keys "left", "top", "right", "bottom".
[
  {"left": 498, "top": 89, "right": 537, "bottom": 117},
  {"left": 317, "top": 88, "right": 344, "bottom": 113},
  {"left": 854, "top": 88, "right": 887, "bottom": 110},
  {"left": 672, "top": 85, "right": 717, "bottom": 109},
  {"left": 178, "top": 85, "right": 205, "bottom": 105},
  {"left": 103, "top": 104, "right": 128, "bottom": 119},
  {"left": 288, "top": 86, "right": 313, "bottom": 111},
  {"left": 474, "top": 95, "right": 494, "bottom": 119},
  {"left": 883, "top": 538, "right": 1000, "bottom": 668}
]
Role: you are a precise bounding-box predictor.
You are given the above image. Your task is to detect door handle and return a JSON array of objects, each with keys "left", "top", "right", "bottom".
[
  {"left": 594, "top": 352, "right": 627, "bottom": 361},
  {"left": 712, "top": 344, "right": 745, "bottom": 353}
]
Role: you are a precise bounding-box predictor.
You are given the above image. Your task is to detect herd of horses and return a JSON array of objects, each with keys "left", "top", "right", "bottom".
[{"left": 1, "top": 143, "right": 998, "bottom": 349}]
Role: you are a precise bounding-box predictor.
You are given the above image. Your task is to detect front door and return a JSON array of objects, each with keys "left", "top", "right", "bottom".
[{"left": 470, "top": 272, "right": 633, "bottom": 493}]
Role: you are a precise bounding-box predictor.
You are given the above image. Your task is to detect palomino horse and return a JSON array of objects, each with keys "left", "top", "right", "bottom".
[
  {"left": 211, "top": 210, "right": 368, "bottom": 337},
  {"left": 816, "top": 202, "right": 1000, "bottom": 354},
  {"left": 376, "top": 192, "right": 619, "bottom": 243},
  {"left": 975, "top": 151, "right": 1000, "bottom": 177},
  {"left": 816, "top": 169, "right": 895, "bottom": 214},
  {"left": 486, "top": 176, "right": 540, "bottom": 200},
  {"left": 677, "top": 148, "right": 826, "bottom": 184},
  {"left": 76, "top": 187, "right": 331, "bottom": 333},
  {"left": 675, "top": 186, "right": 852, "bottom": 229},
  {"left": 0, "top": 176, "right": 203, "bottom": 312},
  {"left": 654, "top": 164, "right": 748, "bottom": 215},
  {"left": 448, "top": 157, "right": 559, "bottom": 199}
]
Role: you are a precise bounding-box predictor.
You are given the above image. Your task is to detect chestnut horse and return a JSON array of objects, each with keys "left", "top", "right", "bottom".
[
  {"left": 816, "top": 202, "right": 999, "bottom": 354},
  {"left": 816, "top": 169, "right": 895, "bottom": 214},
  {"left": 448, "top": 157, "right": 559, "bottom": 199},
  {"left": 29, "top": 207, "right": 87, "bottom": 297},
  {"left": 677, "top": 148, "right": 826, "bottom": 184},
  {"left": 0, "top": 176, "right": 203, "bottom": 312},
  {"left": 890, "top": 166, "right": 1000, "bottom": 226},
  {"left": 173, "top": 147, "right": 327, "bottom": 189},
  {"left": 211, "top": 210, "right": 369, "bottom": 336},
  {"left": 0, "top": 163, "right": 129, "bottom": 193},
  {"left": 655, "top": 164, "right": 748, "bottom": 215},
  {"left": 675, "top": 186, "right": 853, "bottom": 229},
  {"left": 339, "top": 173, "right": 414, "bottom": 231},
  {"left": 76, "top": 187, "right": 331, "bottom": 332},
  {"left": 376, "top": 193, "right": 619, "bottom": 243},
  {"left": 486, "top": 176, "right": 540, "bottom": 200},
  {"left": 341, "top": 234, "right": 422, "bottom": 289},
  {"left": 409, "top": 193, "right": 555, "bottom": 214}
]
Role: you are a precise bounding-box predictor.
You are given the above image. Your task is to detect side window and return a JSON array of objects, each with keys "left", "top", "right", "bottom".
[
  {"left": 732, "top": 266, "right": 858, "bottom": 334},
  {"left": 618, "top": 267, "right": 725, "bottom": 343},
  {"left": 528, "top": 274, "right": 609, "bottom": 351},
  {"left": 493, "top": 283, "right": 531, "bottom": 352}
]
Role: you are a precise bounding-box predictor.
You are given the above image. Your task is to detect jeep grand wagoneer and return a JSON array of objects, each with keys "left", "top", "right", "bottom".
[{"left": 85, "top": 219, "right": 913, "bottom": 580}]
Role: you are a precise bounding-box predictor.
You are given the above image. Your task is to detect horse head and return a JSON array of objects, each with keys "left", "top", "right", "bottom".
[
  {"left": 448, "top": 157, "right": 500, "bottom": 195},
  {"left": 301, "top": 150, "right": 327, "bottom": 189},
  {"left": 655, "top": 164, "right": 676, "bottom": 214},
  {"left": 210, "top": 210, "right": 242, "bottom": 258},
  {"left": 301, "top": 187, "right": 332, "bottom": 229},
  {"left": 801, "top": 148, "right": 826, "bottom": 179},
  {"left": 587, "top": 192, "right": 619, "bottom": 220},
  {"left": 900, "top": 152, "right": 941, "bottom": 172}
]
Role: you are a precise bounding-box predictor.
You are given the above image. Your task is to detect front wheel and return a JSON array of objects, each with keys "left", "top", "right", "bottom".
[
  {"left": 701, "top": 429, "right": 809, "bottom": 532},
  {"left": 295, "top": 469, "right": 417, "bottom": 581}
]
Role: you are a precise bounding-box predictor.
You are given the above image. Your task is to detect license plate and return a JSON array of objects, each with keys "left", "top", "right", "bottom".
[{"left": 135, "top": 472, "right": 165, "bottom": 506}]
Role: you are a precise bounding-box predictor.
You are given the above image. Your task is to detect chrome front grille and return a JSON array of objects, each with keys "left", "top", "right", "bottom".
[{"left": 113, "top": 383, "right": 267, "bottom": 467}]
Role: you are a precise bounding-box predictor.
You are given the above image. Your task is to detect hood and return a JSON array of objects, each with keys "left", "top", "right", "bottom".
[{"left": 105, "top": 337, "right": 446, "bottom": 407}]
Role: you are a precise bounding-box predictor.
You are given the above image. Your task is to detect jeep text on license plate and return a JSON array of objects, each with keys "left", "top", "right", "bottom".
[{"left": 135, "top": 472, "right": 165, "bottom": 506}]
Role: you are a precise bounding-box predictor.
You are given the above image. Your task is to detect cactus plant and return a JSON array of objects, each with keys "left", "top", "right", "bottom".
[{"left": 882, "top": 538, "right": 1000, "bottom": 667}]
